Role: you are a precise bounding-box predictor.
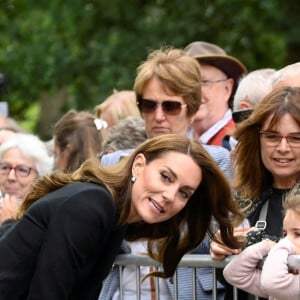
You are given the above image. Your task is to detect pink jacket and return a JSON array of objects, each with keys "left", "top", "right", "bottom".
[{"left": 223, "top": 238, "right": 299, "bottom": 300}]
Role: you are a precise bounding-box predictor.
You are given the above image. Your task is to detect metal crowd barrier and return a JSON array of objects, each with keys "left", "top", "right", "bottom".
[{"left": 114, "top": 254, "right": 300, "bottom": 300}]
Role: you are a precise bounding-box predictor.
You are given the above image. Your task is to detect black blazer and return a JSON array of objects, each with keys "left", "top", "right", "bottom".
[{"left": 0, "top": 182, "right": 127, "bottom": 300}]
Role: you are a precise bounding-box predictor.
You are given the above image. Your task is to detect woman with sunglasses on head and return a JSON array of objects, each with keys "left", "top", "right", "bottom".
[
  {"left": 210, "top": 87, "right": 300, "bottom": 300},
  {"left": 0, "top": 133, "right": 53, "bottom": 234},
  {"left": 0, "top": 134, "right": 243, "bottom": 300},
  {"left": 100, "top": 47, "right": 233, "bottom": 300}
]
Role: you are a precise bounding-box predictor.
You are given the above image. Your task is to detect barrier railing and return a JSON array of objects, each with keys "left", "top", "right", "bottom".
[{"left": 113, "top": 254, "right": 300, "bottom": 300}]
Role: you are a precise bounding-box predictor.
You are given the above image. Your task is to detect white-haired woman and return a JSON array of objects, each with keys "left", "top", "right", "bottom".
[{"left": 0, "top": 133, "right": 53, "bottom": 227}]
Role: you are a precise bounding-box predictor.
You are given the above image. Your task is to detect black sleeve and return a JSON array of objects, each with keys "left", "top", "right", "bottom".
[
  {"left": 0, "top": 219, "right": 16, "bottom": 238},
  {"left": 27, "top": 187, "right": 116, "bottom": 299},
  {"left": 0, "top": 184, "right": 117, "bottom": 300}
]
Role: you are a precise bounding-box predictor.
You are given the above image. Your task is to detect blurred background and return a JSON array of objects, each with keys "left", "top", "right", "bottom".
[{"left": 1, "top": 0, "right": 299, "bottom": 139}]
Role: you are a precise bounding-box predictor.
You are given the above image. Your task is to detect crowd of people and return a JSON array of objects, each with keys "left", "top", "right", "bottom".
[{"left": 0, "top": 41, "right": 300, "bottom": 300}]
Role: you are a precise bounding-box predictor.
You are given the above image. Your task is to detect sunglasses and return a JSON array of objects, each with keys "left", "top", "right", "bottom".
[{"left": 137, "top": 97, "right": 187, "bottom": 115}]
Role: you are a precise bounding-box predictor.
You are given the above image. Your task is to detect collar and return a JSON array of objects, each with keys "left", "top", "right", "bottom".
[{"left": 199, "top": 109, "right": 233, "bottom": 144}]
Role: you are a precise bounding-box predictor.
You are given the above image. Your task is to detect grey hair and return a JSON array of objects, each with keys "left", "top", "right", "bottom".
[
  {"left": 233, "top": 68, "right": 276, "bottom": 111},
  {"left": 101, "top": 116, "right": 147, "bottom": 156},
  {"left": 272, "top": 62, "right": 300, "bottom": 88},
  {"left": 0, "top": 133, "right": 54, "bottom": 176}
]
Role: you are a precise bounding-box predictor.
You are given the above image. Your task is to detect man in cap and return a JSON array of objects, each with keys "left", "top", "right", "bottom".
[{"left": 184, "top": 41, "right": 247, "bottom": 146}]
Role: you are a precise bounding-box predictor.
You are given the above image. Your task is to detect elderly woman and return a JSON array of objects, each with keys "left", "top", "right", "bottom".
[{"left": 0, "top": 133, "right": 53, "bottom": 226}]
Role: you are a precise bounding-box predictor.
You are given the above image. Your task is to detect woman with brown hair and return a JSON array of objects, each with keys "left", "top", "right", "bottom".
[
  {"left": 53, "top": 109, "right": 106, "bottom": 172},
  {"left": 211, "top": 87, "right": 300, "bottom": 299},
  {"left": 0, "top": 134, "right": 243, "bottom": 300}
]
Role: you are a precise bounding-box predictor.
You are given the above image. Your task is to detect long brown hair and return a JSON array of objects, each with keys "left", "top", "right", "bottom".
[
  {"left": 18, "top": 134, "right": 243, "bottom": 278},
  {"left": 54, "top": 109, "right": 105, "bottom": 172}
]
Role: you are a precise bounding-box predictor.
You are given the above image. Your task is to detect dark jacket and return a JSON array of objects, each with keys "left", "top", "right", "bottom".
[
  {"left": 0, "top": 218, "right": 16, "bottom": 238},
  {"left": 0, "top": 182, "right": 127, "bottom": 300}
]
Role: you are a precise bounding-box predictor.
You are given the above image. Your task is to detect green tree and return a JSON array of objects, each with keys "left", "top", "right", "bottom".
[{"left": 0, "top": 0, "right": 298, "bottom": 138}]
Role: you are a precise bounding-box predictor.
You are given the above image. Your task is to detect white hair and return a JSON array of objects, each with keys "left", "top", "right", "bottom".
[
  {"left": 233, "top": 68, "right": 276, "bottom": 111},
  {"left": 272, "top": 62, "right": 300, "bottom": 88},
  {"left": 0, "top": 133, "right": 54, "bottom": 176}
]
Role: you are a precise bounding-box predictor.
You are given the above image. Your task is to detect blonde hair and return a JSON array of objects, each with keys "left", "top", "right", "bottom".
[
  {"left": 94, "top": 90, "right": 141, "bottom": 129},
  {"left": 283, "top": 184, "right": 300, "bottom": 215}
]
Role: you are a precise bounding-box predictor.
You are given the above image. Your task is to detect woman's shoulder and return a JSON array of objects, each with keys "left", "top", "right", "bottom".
[
  {"left": 24, "top": 182, "right": 118, "bottom": 236},
  {"left": 58, "top": 181, "right": 110, "bottom": 196},
  {"left": 63, "top": 182, "right": 114, "bottom": 209},
  {"left": 29, "top": 181, "right": 115, "bottom": 218}
]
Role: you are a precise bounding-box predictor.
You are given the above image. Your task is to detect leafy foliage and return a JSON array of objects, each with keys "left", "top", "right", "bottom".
[{"left": 0, "top": 0, "right": 298, "bottom": 138}]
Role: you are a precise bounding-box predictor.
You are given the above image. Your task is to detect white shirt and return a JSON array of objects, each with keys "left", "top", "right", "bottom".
[{"left": 112, "top": 241, "right": 172, "bottom": 300}]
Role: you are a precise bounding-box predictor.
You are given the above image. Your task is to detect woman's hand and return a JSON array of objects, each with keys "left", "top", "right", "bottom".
[
  {"left": 0, "top": 194, "right": 20, "bottom": 224},
  {"left": 210, "top": 226, "right": 249, "bottom": 260}
]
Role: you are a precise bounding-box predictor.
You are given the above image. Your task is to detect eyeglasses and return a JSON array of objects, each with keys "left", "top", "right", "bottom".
[
  {"left": 0, "top": 163, "right": 37, "bottom": 177},
  {"left": 259, "top": 131, "right": 300, "bottom": 147},
  {"left": 137, "top": 97, "right": 187, "bottom": 116},
  {"left": 201, "top": 78, "right": 228, "bottom": 88}
]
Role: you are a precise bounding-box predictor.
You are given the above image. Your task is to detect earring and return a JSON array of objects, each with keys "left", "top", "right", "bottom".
[{"left": 131, "top": 176, "right": 136, "bottom": 183}]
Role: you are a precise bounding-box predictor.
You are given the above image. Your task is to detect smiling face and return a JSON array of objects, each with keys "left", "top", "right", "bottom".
[
  {"left": 141, "top": 77, "right": 193, "bottom": 138},
  {"left": 260, "top": 113, "right": 300, "bottom": 189},
  {"left": 0, "top": 148, "right": 38, "bottom": 199},
  {"left": 128, "top": 151, "right": 202, "bottom": 224},
  {"left": 283, "top": 209, "right": 300, "bottom": 254}
]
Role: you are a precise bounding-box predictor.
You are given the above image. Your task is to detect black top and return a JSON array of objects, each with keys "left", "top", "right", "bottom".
[
  {"left": 0, "top": 219, "right": 16, "bottom": 238},
  {"left": 0, "top": 182, "right": 127, "bottom": 300},
  {"left": 248, "top": 187, "right": 289, "bottom": 237}
]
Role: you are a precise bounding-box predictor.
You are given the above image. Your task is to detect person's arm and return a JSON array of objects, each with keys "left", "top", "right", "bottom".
[
  {"left": 261, "top": 237, "right": 300, "bottom": 300},
  {"left": 223, "top": 240, "right": 274, "bottom": 298},
  {"left": 0, "top": 218, "right": 16, "bottom": 238},
  {"left": 27, "top": 186, "right": 117, "bottom": 299}
]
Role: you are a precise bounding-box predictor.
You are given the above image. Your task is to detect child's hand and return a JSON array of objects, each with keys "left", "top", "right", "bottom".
[{"left": 263, "top": 239, "right": 276, "bottom": 250}]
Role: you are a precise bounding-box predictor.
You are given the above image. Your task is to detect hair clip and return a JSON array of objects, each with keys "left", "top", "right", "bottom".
[{"left": 94, "top": 118, "right": 108, "bottom": 131}]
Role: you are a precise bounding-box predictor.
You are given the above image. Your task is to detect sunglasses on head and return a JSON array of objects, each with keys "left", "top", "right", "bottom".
[{"left": 137, "top": 97, "right": 187, "bottom": 115}]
